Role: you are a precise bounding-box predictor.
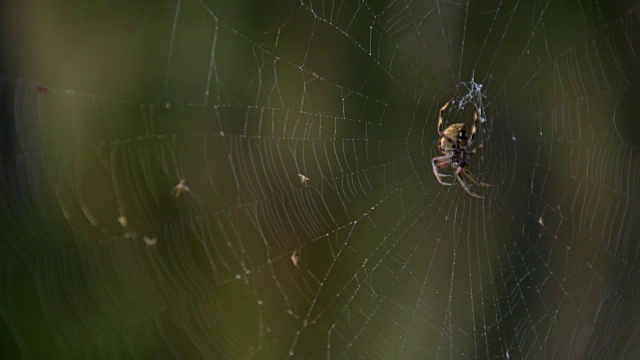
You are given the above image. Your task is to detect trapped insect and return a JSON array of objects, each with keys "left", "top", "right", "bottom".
[
  {"left": 171, "top": 179, "right": 190, "bottom": 197},
  {"left": 291, "top": 249, "right": 300, "bottom": 268},
  {"left": 143, "top": 235, "right": 157, "bottom": 247},
  {"left": 432, "top": 99, "right": 491, "bottom": 198},
  {"left": 298, "top": 173, "right": 309, "bottom": 186}
]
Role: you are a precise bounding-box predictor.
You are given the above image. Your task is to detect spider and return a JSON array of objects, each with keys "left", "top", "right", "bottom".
[{"left": 432, "top": 99, "right": 491, "bottom": 199}]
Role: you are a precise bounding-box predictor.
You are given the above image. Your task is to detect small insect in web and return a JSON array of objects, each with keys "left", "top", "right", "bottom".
[
  {"left": 298, "top": 173, "right": 309, "bottom": 186},
  {"left": 171, "top": 179, "right": 191, "bottom": 197},
  {"left": 290, "top": 249, "right": 301, "bottom": 268},
  {"left": 118, "top": 215, "right": 128, "bottom": 228},
  {"left": 432, "top": 99, "right": 492, "bottom": 199},
  {"left": 143, "top": 235, "right": 157, "bottom": 247},
  {"left": 35, "top": 85, "right": 49, "bottom": 94}
]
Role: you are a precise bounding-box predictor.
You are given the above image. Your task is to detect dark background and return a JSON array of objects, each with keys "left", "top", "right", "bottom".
[{"left": 1, "top": 0, "right": 639, "bottom": 358}]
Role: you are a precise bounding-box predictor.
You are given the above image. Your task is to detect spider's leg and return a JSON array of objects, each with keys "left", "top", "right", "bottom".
[
  {"left": 462, "top": 168, "right": 494, "bottom": 187},
  {"left": 463, "top": 144, "right": 495, "bottom": 186},
  {"left": 468, "top": 104, "right": 479, "bottom": 145},
  {"left": 438, "top": 100, "right": 452, "bottom": 137},
  {"left": 432, "top": 158, "right": 455, "bottom": 185},
  {"left": 468, "top": 143, "right": 483, "bottom": 156},
  {"left": 438, "top": 100, "right": 458, "bottom": 145},
  {"left": 456, "top": 171, "right": 483, "bottom": 199},
  {"left": 433, "top": 155, "right": 453, "bottom": 170}
]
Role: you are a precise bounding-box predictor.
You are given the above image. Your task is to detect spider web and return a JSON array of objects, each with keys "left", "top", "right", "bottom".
[{"left": 1, "top": 0, "right": 640, "bottom": 358}]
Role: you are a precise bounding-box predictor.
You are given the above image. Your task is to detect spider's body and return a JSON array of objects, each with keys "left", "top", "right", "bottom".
[
  {"left": 432, "top": 100, "right": 490, "bottom": 198},
  {"left": 439, "top": 123, "right": 467, "bottom": 154}
]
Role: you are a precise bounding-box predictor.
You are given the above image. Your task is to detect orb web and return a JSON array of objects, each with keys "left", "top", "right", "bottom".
[{"left": 1, "top": 0, "right": 639, "bottom": 358}]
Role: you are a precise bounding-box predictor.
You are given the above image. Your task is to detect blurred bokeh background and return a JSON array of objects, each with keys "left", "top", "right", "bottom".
[{"left": 1, "top": 0, "right": 639, "bottom": 358}]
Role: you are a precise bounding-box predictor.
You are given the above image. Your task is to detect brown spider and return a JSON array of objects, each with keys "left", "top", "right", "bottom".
[{"left": 432, "top": 99, "right": 491, "bottom": 199}]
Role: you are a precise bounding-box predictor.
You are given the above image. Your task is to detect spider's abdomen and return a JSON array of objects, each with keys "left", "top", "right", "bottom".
[{"left": 439, "top": 123, "right": 467, "bottom": 152}]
